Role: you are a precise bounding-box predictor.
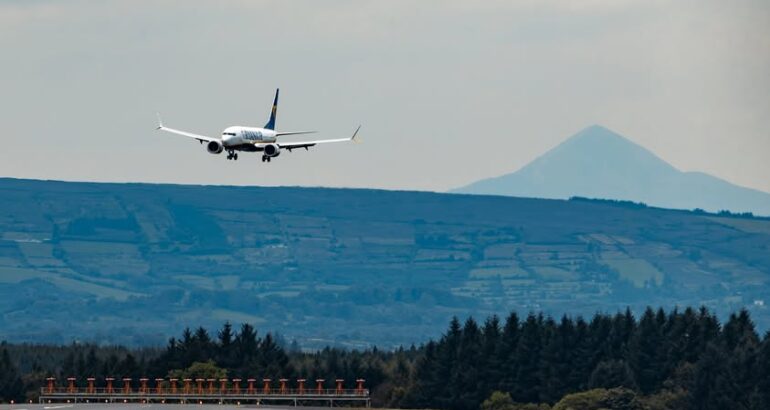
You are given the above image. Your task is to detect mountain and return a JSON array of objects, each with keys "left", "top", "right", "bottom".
[
  {"left": 454, "top": 125, "right": 770, "bottom": 216},
  {"left": 0, "top": 178, "right": 769, "bottom": 347}
]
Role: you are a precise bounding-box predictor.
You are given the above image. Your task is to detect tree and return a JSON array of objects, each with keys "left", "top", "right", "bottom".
[
  {"left": 723, "top": 309, "right": 760, "bottom": 406},
  {"left": 0, "top": 307, "right": 765, "bottom": 409},
  {"left": 432, "top": 317, "right": 462, "bottom": 410},
  {"left": 539, "top": 316, "right": 574, "bottom": 403},
  {"left": 662, "top": 307, "right": 697, "bottom": 377},
  {"left": 168, "top": 360, "right": 226, "bottom": 380},
  {"left": 588, "top": 360, "right": 637, "bottom": 391},
  {"left": 188, "top": 326, "right": 214, "bottom": 363},
  {"left": 181, "top": 327, "right": 193, "bottom": 347},
  {"left": 76, "top": 351, "right": 86, "bottom": 382},
  {"left": 552, "top": 387, "right": 642, "bottom": 410},
  {"left": 217, "top": 322, "right": 236, "bottom": 368},
  {"left": 643, "top": 362, "right": 695, "bottom": 410},
  {"left": 116, "top": 353, "right": 140, "bottom": 378},
  {"left": 102, "top": 353, "right": 120, "bottom": 377},
  {"left": 723, "top": 310, "right": 759, "bottom": 352},
  {"left": 696, "top": 307, "right": 720, "bottom": 349},
  {"left": 607, "top": 309, "right": 635, "bottom": 360},
  {"left": 405, "top": 341, "right": 440, "bottom": 408},
  {"left": 235, "top": 323, "right": 258, "bottom": 367},
  {"left": 60, "top": 351, "right": 76, "bottom": 379},
  {"left": 750, "top": 333, "right": 770, "bottom": 409},
  {"left": 0, "top": 348, "right": 23, "bottom": 403},
  {"left": 452, "top": 317, "right": 483, "bottom": 410},
  {"left": 693, "top": 343, "right": 740, "bottom": 410},
  {"left": 481, "top": 391, "right": 551, "bottom": 410},
  {"left": 480, "top": 315, "right": 502, "bottom": 399},
  {"left": 258, "top": 333, "right": 291, "bottom": 376},
  {"left": 481, "top": 391, "right": 515, "bottom": 410},
  {"left": 512, "top": 314, "right": 542, "bottom": 403},
  {"left": 629, "top": 307, "right": 665, "bottom": 393},
  {"left": 84, "top": 347, "right": 100, "bottom": 377},
  {"left": 498, "top": 312, "right": 520, "bottom": 395},
  {"left": 567, "top": 317, "right": 593, "bottom": 391},
  {"left": 588, "top": 313, "right": 613, "bottom": 363},
  {"left": 600, "top": 387, "right": 644, "bottom": 410}
]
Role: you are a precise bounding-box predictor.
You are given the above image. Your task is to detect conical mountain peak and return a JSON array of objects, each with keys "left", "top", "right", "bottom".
[
  {"left": 548, "top": 124, "right": 660, "bottom": 159},
  {"left": 574, "top": 124, "right": 623, "bottom": 138},
  {"left": 454, "top": 125, "right": 770, "bottom": 215}
]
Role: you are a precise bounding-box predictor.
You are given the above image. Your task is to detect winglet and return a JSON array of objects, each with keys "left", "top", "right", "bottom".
[
  {"left": 351, "top": 125, "right": 362, "bottom": 143},
  {"left": 156, "top": 112, "right": 164, "bottom": 130}
]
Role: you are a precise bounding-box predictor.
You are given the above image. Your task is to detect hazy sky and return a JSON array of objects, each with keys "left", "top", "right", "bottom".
[{"left": 1, "top": 0, "right": 768, "bottom": 193}]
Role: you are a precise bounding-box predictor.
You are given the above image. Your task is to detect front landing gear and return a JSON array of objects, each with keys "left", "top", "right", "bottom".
[
  {"left": 261, "top": 155, "right": 272, "bottom": 163},
  {"left": 227, "top": 151, "right": 238, "bottom": 161}
]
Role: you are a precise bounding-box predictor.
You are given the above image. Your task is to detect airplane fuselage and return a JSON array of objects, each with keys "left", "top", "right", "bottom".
[{"left": 221, "top": 126, "right": 277, "bottom": 147}]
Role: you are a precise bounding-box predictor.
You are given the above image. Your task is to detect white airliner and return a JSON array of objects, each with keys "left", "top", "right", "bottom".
[{"left": 156, "top": 89, "right": 359, "bottom": 162}]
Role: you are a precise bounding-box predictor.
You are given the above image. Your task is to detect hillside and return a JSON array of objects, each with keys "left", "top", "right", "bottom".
[
  {"left": 0, "top": 178, "right": 769, "bottom": 347},
  {"left": 454, "top": 125, "right": 770, "bottom": 216}
]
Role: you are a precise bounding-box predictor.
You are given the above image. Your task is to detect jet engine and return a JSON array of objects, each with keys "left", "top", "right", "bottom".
[
  {"left": 263, "top": 143, "right": 280, "bottom": 157},
  {"left": 207, "top": 140, "right": 223, "bottom": 154}
]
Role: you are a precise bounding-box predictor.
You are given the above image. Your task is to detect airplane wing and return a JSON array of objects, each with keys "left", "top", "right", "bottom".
[
  {"left": 155, "top": 113, "right": 218, "bottom": 143},
  {"left": 276, "top": 126, "right": 361, "bottom": 151},
  {"left": 275, "top": 131, "right": 317, "bottom": 137}
]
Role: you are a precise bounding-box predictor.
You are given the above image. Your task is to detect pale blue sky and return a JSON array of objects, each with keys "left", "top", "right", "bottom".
[{"left": 1, "top": 0, "right": 768, "bottom": 192}]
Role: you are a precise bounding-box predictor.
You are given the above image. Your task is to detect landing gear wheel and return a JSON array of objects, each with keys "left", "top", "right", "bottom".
[
  {"left": 261, "top": 155, "right": 266, "bottom": 162},
  {"left": 233, "top": 153, "right": 238, "bottom": 160}
]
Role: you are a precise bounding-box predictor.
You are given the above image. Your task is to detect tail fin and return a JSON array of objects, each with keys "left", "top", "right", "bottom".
[{"left": 264, "top": 88, "right": 279, "bottom": 130}]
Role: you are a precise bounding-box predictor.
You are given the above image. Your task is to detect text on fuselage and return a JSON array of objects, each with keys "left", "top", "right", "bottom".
[{"left": 243, "top": 130, "right": 264, "bottom": 141}]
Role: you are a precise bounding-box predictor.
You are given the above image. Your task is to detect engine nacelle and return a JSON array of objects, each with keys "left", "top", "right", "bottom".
[
  {"left": 263, "top": 143, "right": 280, "bottom": 157},
  {"left": 207, "top": 140, "right": 223, "bottom": 154}
]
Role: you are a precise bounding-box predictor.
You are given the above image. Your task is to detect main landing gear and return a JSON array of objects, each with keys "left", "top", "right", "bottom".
[
  {"left": 261, "top": 155, "right": 272, "bottom": 163},
  {"left": 227, "top": 151, "right": 238, "bottom": 160}
]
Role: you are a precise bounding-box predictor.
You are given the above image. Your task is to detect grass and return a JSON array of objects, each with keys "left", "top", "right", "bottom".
[
  {"left": 470, "top": 266, "right": 529, "bottom": 279},
  {"left": 602, "top": 255, "right": 664, "bottom": 287},
  {"left": 706, "top": 216, "right": 770, "bottom": 235},
  {"left": 533, "top": 266, "right": 579, "bottom": 281},
  {"left": 0, "top": 266, "right": 141, "bottom": 300}
]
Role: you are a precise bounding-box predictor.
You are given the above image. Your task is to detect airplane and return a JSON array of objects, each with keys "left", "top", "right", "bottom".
[{"left": 156, "top": 89, "right": 360, "bottom": 162}]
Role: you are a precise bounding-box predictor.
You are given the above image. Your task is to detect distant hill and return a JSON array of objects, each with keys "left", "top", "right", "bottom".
[
  {"left": 0, "top": 178, "right": 769, "bottom": 347},
  {"left": 454, "top": 125, "right": 770, "bottom": 216}
]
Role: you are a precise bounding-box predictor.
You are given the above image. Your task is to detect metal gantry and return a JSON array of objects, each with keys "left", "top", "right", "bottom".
[{"left": 39, "top": 377, "right": 369, "bottom": 407}]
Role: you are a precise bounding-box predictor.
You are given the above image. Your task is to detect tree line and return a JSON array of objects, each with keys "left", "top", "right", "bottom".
[
  {"left": 2, "top": 306, "right": 769, "bottom": 409},
  {"left": 404, "top": 307, "right": 769, "bottom": 410}
]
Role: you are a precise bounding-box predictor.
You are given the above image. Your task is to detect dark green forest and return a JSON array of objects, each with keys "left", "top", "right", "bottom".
[{"left": 2, "top": 307, "right": 769, "bottom": 410}]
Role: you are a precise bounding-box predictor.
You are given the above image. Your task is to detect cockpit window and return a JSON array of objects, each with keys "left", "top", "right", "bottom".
[{"left": 223, "top": 132, "right": 237, "bottom": 136}]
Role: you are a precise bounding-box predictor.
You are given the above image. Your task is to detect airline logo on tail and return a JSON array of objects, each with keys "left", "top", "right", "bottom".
[{"left": 264, "top": 89, "right": 279, "bottom": 130}]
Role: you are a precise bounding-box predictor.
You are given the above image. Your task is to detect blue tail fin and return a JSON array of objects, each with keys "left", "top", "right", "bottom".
[{"left": 264, "top": 88, "right": 279, "bottom": 130}]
